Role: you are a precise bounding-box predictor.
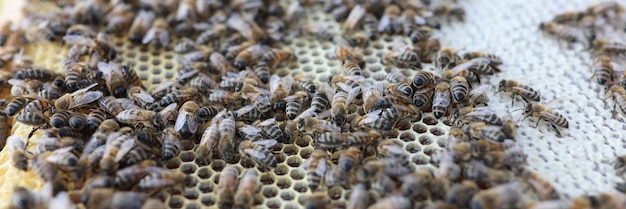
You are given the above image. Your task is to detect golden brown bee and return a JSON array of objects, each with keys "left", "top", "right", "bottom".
[
  {"left": 382, "top": 45, "right": 420, "bottom": 68},
  {"left": 301, "top": 23, "right": 335, "bottom": 41},
  {"left": 304, "top": 192, "right": 331, "bottom": 209},
  {"left": 196, "top": 23, "right": 227, "bottom": 46},
  {"left": 605, "top": 84, "right": 626, "bottom": 119},
  {"left": 207, "top": 89, "right": 239, "bottom": 105},
  {"left": 470, "top": 181, "right": 524, "bottom": 209},
  {"left": 444, "top": 58, "right": 496, "bottom": 81},
  {"left": 593, "top": 39, "right": 626, "bottom": 55},
  {"left": 114, "top": 160, "right": 157, "bottom": 189},
  {"left": 174, "top": 101, "right": 199, "bottom": 139},
  {"left": 496, "top": 79, "right": 541, "bottom": 105},
  {"left": 98, "top": 96, "right": 124, "bottom": 116},
  {"left": 433, "top": 82, "right": 451, "bottom": 119},
  {"left": 303, "top": 149, "right": 327, "bottom": 192},
  {"left": 522, "top": 102, "right": 569, "bottom": 136},
  {"left": 196, "top": 120, "right": 220, "bottom": 160},
  {"left": 586, "top": 1, "right": 625, "bottom": 16},
  {"left": 450, "top": 76, "right": 469, "bottom": 103},
  {"left": 591, "top": 56, "right": 614, "bottom": 86},
  {"left": 15, "top": 67, "right": 55, "bottom": 81},
  {"left": 377, "top": 4, "right": 402, "bottom": 34},
  {"left": 116, "top": 109, "right": 160, "bottom": 128},
  {"left": 17, "top": 110, "right": 48, "bottom": 126},
  {"left": 218, "top": 111, "right": 237, "bottom": 162},
  {"left": 159, "top": 87, "right": 198, "bottom": 107},
  {"left": 342, "top": 60, "right": 363, "bottom": 76},
  {"left": 257, "top": 118, "right": 285, "bottom": 143},
  {"left": 341, "top": 32, "right": 369, "bottom": 48},
  {"left": 293, "top": 74, "right": 316, "bottom": 94},
  {"left": 128, "top": 10, "right": 155, "bottom": 44},
  {"left": 368, "top": 195, "right": 412, "bottom": 209},
  {"left": 551, "top": 11, "right": 585, "bottom": 24},
  {"left": 269, "top": 74, "right": 293, "bottom": 103},
  {"left": 338, "top": 147, "right": 361, "bottom": 172},
  {"left": 162, "top": 128, "right": 182, "bottom": 161},
  {"left": 261, "top": 48, "right": 293, "bottom": 68},
  {"left": 436, "top": 47, "right": 462, "bottom": 70},
  {"left": 217, "top": 164, "right": 239, "bottom": 209},
  {"left": 7, "top": 135, "right": 28, "bottom": 171},
  {"left": 142, "top": 18, "right": 170, "bottom": 48},
  {"left": 539, "top": 21, "right": 587, "bottom": 44},
  {"left": 82, "top": 188, "right": 148, "bottom": 209},
  {"left": 97, "top": 62, "right": 128, "bottom": 98},
  {"left": 238, "top": 140, "right": 278, "bottom": 169},
  {"left": 468, "top": 121, "right": 510, "bottom": 143},
  {"left": 210, "top": 51, "right": 234, "bottom": 75},
  {"left": 174, "top": 37, "right": 197, "bottom": 54},
  {"left": 55, "top": 83, "right": 103, "bottom": 110},
  {"left": 0, "top": 21, "right": 11, "bottom": 46},
  {"left": 234, "top": 169, "right": 259, "bottom": 209},
  {"left": 136, "top": 168, "right": 187, "bottom": 191},
  {"left": 120, "top": 65, "right": 144, "bottom": 88},
  {"left": 361, "top": 82, "right": 383, "bottom": 113},
  {"left": 99, "top": 133, "right": 134, "bottom": 175}
]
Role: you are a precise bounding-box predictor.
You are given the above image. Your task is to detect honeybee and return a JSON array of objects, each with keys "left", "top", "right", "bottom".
[
  {"left": 17, "top": 110, "right": 48, "bottom": 126},
  {"left": 436, "top": 47, "right": 462, "bottom": 70},
  {"left": 591, "top": 56, "right": 614, "bottom": 86},
  {"left": 592, "top": 39, "right": 626, "bottom": 55},
  {"left": 136, "top": 167, "right": 187, "bottom": 191},
  {"left": 301, "top": 23, "right": 335, "bottom": 41},
  {"left": 496, "top": 79, "right": 541, "bottom": 106},
  {"left": 539, "top": 21, "right": 587, "bottom": 44},
  {"left": 173, "top": 37, "right": 197, "bottom": 54},
  {"left": 218, "top": 111, "right": 237, "bottom": 162},
  {"left": 616, "top": 155, "right": 626, "bottom": 175},
  {"left": 368, "top": 195, "right": 412, "bottom": 209},
  {"left": 518, "top": 168, "right": 559, "bottom": 200},
  {"left": 449, "top": 76, "right": 470, "bottom": 103},
  {"left": 97, "top": 62, "right": 127, "bottom": 98},
  {"left": 238, "top": 140, "right": 278, "bottom": 169},
  {"left": 346, "top": 183, "right": 369, "bottom": 209},
  {"left": 382, "top": 45, "right": 420, "bottom": 68},
  {"left": 196, "top": 23, "right": 227, "bottom": 46},
  {"left": 606, "top": 84, "right": 626, "bottom": 118},
  {"left": 55, "top": 83, "right": 103, "bottom": 111},
  {"left": 433, "top": 2, "right": 465, "bottom": 21},
  {"left": 433, "top": 82, "right": 451, "bottom": 119},
  {"left": 99, "top": 133, "right": 134, "bottom": 175},
  {"left": 522, "top": 102, "right": 569, "bottom": 136},
  {"left": 303, "top": 149, "right": 328, "bottom": 191},
  {"left": 5, "top": 97, "right": 31, "bottom": 117},
  {"left": 468, "top": 122, "right": 510, "bottom": 143},
  {"left": 196, "top": 119, "right": 220, "bottom": 161},
  {"left": 82, "top": 188, "right": 148, "bottom": 209},
  {"left": 338, "top": 147, "right": 362, "bottom": 172},
  {"left": 257, "top": 118, "right": 285, "bottom": 143},
  {"left": 114, "top": 160, "right": 157, "bottom": 189},
  {"left": 341, "top": 4, "right": 366, "bottom": 32},
  {"left": 161, "top": 128, "right": 182, "bottom": 161},
  {"left": 361, "top": 82, "right": 384, "bottom": 113},
  {"left": 454, "top": 106, "right": 503, "bottom": 125},
  {"left": 283, "top": 91, "right": 308, "bottom": 120},
  {"left": 226, "top": 13, "right": 266, "bottom": 43},
  {"left": 293, "top": 74, "right": 316, "bottom": 94},
  {"left": 269, "top": 74, "right": 293, "bottom": 103},
  {"left": 463, "top": 51, "right": 503, "bottom": 66},
  {"left": 261, "top": 48, "right": 293, "bottom": 68},
  {"left": 140, "top": 18, "right": 170, "bottom": 48},
  {"left": 174, "top": 101, "right": 199, "bottom": 139},
  {"left": 15, "top": 67, "right": 55, "bottom": 81},
  {"left": 551, "top": 11, "right": 584, "bottom": 24},
  {"left": 444, "top": 58, "right": 496, "bottom": 82},
  {"left": 7, "top": 135, "right": 29, "bottom": 171},
  {"left": 0, "top": 21, "right": 11, "bottom": 46},
  {"left": 217, "top": 165, "right": 239, "bottom": 209},
  {"left": 470, "top": 181, "right": 525, "bottom": 209},
  {"left": 116, "top": 109, "right": 161, "bottom": 128},
  {"left": 159, "top": 87, "right": 198, "bottom": 107},
  {"left": 234, "top": 169, "right": 259, "bottom": 209},
  {"left": 128, "top": 10, "right": 155, "bottom": 44},
  {"left": 341, "top": 32, "right": 369, "bottom": 48},
  {"left": 331, "top": 88, "right": 359, "bottom": 126},
  {"left": 377, "top": 4, "right": 402, "bottom": 34},
  {"left": 361, "top": 13, "right": 379, "bottom": 40}
]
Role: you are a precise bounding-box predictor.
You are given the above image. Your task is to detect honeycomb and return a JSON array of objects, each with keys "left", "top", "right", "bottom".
[{"left": 0, "top": 0, "right": 626, "bottom": 208}]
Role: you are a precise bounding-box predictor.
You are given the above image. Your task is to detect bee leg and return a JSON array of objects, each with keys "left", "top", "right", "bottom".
[
  {"left": 533, "top": 118, "right": 541, "bottom": 129},
  {"left": 550, "top": 123, "right": 563, "bottom": 137}
]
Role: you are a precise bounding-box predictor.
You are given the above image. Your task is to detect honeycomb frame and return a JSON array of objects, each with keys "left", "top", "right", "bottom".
[{"left": 0, "top": 0, "right": 626, "bottom": 208}]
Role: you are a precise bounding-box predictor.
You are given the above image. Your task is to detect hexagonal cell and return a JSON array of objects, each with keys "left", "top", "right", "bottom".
[
  {"left": 196, "top": 167, "right": 213, "bottom": 179},
  {"left": 282, "top": 145, "right": 299, "bottom": 156},
  {"left": 286, "top": 156, "right": 303, "bottom": 168},
  {"left": 184, "top": 188, "right": 199, "bottom": 200},
  {"left": 383, "top": 130, "right": 399, "bottom": 138},
  {"left": 210, "top": 160, "right": 226, "bottom": 171},
  {"left": 184, "top": 175, "right": 198, "bottom": 188},
  {"left": 327, "top": 186, "right": 343, "bottom": 200},
  {"left": 168, "top": 195, "right": 185, "bottom": 209},
  {"left": 266, "top": 199, "right": 282, "bottom": 209},
  {"left": 294, "top": 182, "right": 308, "bottom": 193},
  {"left": 419, "top": 135, "right": 432, "bottom": 145},
  {"left": 275, "top": 153, "right": 287, "bottom": 164},
  {"left": 274, "top": 164, "right": 289, "bottom": 176},
  {"left": 289, "top": 169, "right": 306, "bottom": 180},
  {"left": 399, "top": 132, "right": 416, "bottom": 142},
  {"left": 430, "top": 127, "right": 445, "bottom": 136},
  {"left": 165, "top": 159, "right": 182, "bottom": 169},
  {"left": 185, "top": 203, "right": 201, "bottom": 209},
  {"left": 262, "top": 186, "right": 279, "bottom": 198},
  {"left": 299, "top": 147, "right": 313, "bottom": 159},
  {"left": 280, "top": 190, "right": 297, "bottom": 201},
  {"left": 284, "top": 203, "right": 299, "bottom": 209},
  {"left": 406, "top": 143, "right": 421, "bottom": 154},
  {"left": 423, "top": 116, "right": 438, "bottom": 125},
  {"left": 180, "top": 163, "right": 197, "bottom": 175},
  {"left": 295, "top": 136, "right": 311, "bottom": 147},
  {"left": 396, "top": 120, "right": 412, "bottom": 131},
  {"left": 179, "top": 152, "right": 196, "bottom": 163},
  {"left": 197, "top": 182, "right": 213, "bottom": 193},
  {"left": 276, "top": 177, "right": 292, "bottom": 189},
  {"left": 260, "top": 173, "right": 276, "bottom": 185},
  {"left": 240, "top": 158, "right": 256, "bottom": 169},
  {"left": 413, "top": 154, "right": 430, "bottom": 165},
  {"left": 200, "top": 195, "right": 215, "bottom": 207},
  {"left": 423, "top": 146, "right": 436, "bottom": 156}
]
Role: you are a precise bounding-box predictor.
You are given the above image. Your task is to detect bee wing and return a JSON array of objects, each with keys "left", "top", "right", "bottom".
[
  {"left": 295, "top": 107, "right": 316, "bottom": 121},
  {"left": 382, "top": 144, "right": 405, "bottom": 155},
  {"left": 49, "top": 192, "right": 73, "bottom": 209},
  {"left": 114, "top": 139, "right": 135, "bottom": 162},
  {"left": 117, "top": 98, "right": 143, "bottom": 110},
  {"left": 151, "top": 81, "right": 175, "bottom": 95},
  {"left": 244, "top": 148, "right": 267, "bottom": 160},
  {"left": 335, "top": 82, "right": 353, "bottom": 93},
  {"left": 69, "top": 91, "right": 103, "bottom": 109},
  {"left": 254, "top": 139, "right": 278, "bottom": 148},
  {"left": 132, "top": 90, "right": 156, "bottom": 103},
  {"left": 7, "top": 79, "right": 30, "bottom": 89},
  {"left": 178, "top": 69, "right": 199, "bottom": 81},
  {"left": 257, "top": 118, "right": 276, "bottom": 127},
  {"left": 346, "top": 86, "right": 360, "bottom": 106},
  {"left": 239, "top": 124, "right": 262, "bottom": 136},
  {"left": 7, "top": 135, "right": 25, "bottom": 153},
  {"left": 469, "top": 84, "right": 489, "bottom": 101},
  {"left": 358, "top": 109, "right": 382, "bottom": 125},
  {"left": 316, "top": 109, "right": 332, "bottom": 120},
  {"left": 142, "top": 27, "right": 157, "bottom": 44},
  {"left": 174, "top": 110, "right": 188, "bottom": 132},
  {"left": 45, "top": 146, "right": 74, "bottom": 163},
  {"left": 63, "top": 35, "right": 96, "bottom": 47},
  {"left": 343, "top": 5, "right": 366, "bottom": 31},
  {"left": 317, "top": 158, "right": 327, "bottom": 176},
  {"left": 157, "top": 30, "right": 170, "bottom": 46},
  {"left": 71, "top": 83, "right": 99, "bottom": 96},
  {"left": 377, "top": 16, "right": 391, "bottom": 32},
  {"left": 159, "top": 102, "right": 178, "bottom": 118},
  {"left": 450, "top": 58, "right": 479, "bottom": 71},
  {"left": 317, "top": 122, "right": 341, "bottom": 133},
  {"left": 235, "top": 104, "right": 257, "bottom": 117},
  {"left": 465, "top": 106, "right": 496, "bottom": 117}
]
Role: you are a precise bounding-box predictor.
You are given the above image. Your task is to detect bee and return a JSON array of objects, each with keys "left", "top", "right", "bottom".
[
  {"left": 301, "top": 23, "right": 335, "bottom": 41},
  {"left": 142, "top": 18, "right": 169, "bottom": 48},
  {"left": 114, "top": 160, "right": 157, "bottom": 189},
  {"left": 444, "top": 58, "right": 497, "bottom": 81},
  {"left": 257, "top": 118, "right": 285, "bottom": 143},
  {"left": 56, "top": 84, "right": 104, "bottom": 111},
  {"left": 7, "top": 135, "right": 28, "bottom": 171},
  {"left": 196, "top": 120, "right": 220, "bottom": 160},
  {"left": 616, "top": 155, "right": 626, "bottom": 175},
  {"left": 210, "top": 51, "right": 235, "bottom": 75},
  {"left": 347, "top": 183, "right": 369, "bottom": 209},
  {"left": 261, "top": 48, "right": 293, "bottom": 68},
  {"left": 330, "top": 88, "right": 359, "bottom": 126},
  {"left": 284, "top": 91, "right": 309, "bottom": 120},
  {"left": 377, "top": 139, "right": 411, "bottom": 169},
  {"left": 15, "top": 67, "right": 55, "bottom": 81},
  {"left": 5, "top": 97, "right": 31, "bottom": 117},
  {"left": 368, "top": 195, "right": 412, "bottom": 209},
  {"left": 586, "top": 1, "right": 625, "bottom": 16},
  {"left": 293, "top": 74, "right": 316, "bottom": 94},
  {"left": 104, "top": 4, "right": 135, "bottom": 34},
  {"left": 410, "top": 26, "right": 433, "bottom": 44},
  {"left": 443, "top": 180, "right": 480, "bottom": 207},
  {"left": 136, "top": 167, "right": 187, "bottom": 191},
  {"left": 449, "top": 76, "right": 470, "bottom": 103},
  {"left": 116, "top": 109, "right": 160, "bottom": 128},
  {"left": 591, "top": 55, "right": 615, "bottom": 85},
  {"left": 592, "top": 39, "right": 626, "bottom": 55},
  {"left": 362, "top": 13, "right": 379, "bottom": 40},
  {"left": 518, "top": 168, "right": 559, "bottom": 200},
  {"left": 551, "top": 11, "right": 584, "bottom": 24},
  {"left": 341, "top": 32, "right": 369, "bottom": 48},
  {"left": 464, "top": 161, "right": 513, "bottom": 185},
  {"left": 269, "top": 74, "right": 293, "bottom": 103},
  {"left": 303, "top": 149, "right": 327, "bottom": 192},
  {"left": 82, "top": 188, "right": 148, "bottom": 209},
  {"left": 98, "top": 62, "right": 128, "bottom": 98},
  {"left": 196, "top": 23, "right": 227, "bottom": 46},
  {"left": 605, "top": 84, "right": 626, "bottom": 119},
  {"left": 159, "top": 87, "right": 198, "bottom": 107},
  {"left": 455, "top": 106, "right": 503, "bottom": 125},
  {"left": 217, "top": 165, "right": 239, "bottom": 209},
  {"left": 467, "top": 122, "right": 510, "bottom": 143},
  {"left": 463, "top": 51, "right": 503, "bottom": 66},
  {"left": 496, "top": 79, "right": 541, "bottom": 106},
  {"left": 207, "top": 89, "right": 239, "bottom": 105},
  {"left": 238, "top": 140, "right": 278, "bottom": 169},
  {"left": 382, "top": 45, "right": 420, "bottom": 68},
  {"left": 234, "top": 169, "right": 259, "bottom": 209},
  {"left": 98, "top": 96, "right": 124, "bottom": 116},
  {"left": 338, "top": 147, "right": 361, "bottom": 172},
  {"left": 252, "top": 62, "right": 271, "bottom": 84},
  {"left": 68, "top": 112, "right": 87, "bottom": 130},
  {"left": 362, "top": 82, "right": 384, "bottom": 113},
  {"left": 120, "top": 65, "right": 144, "bottom": 89},
  {"left": 100, "top": 133, "right": 134, "bottom": 175},
  {"left": 377, "top": 4, "right": 402, "bottom": 34},
  {"left": 436, "top": 47, "right": 462, "bottom": 70},
  {"left": 0, "top": 21, "right": 11, "bottom": 46},
  {"left": 189, "top": 74, "right": 218, "bottom": 95},
  {"left": 342, "top": 60, "right": 363, "bottom": 76},
  {"left": 539, "top": 21, "right": 587, "bottom": 44},
  {"left": 218, "top": 111, "right": 237, "bottom": 162},
  {"left": 174, "top": 37, "right": 197, "bottom": 54},
  {"left": 174, "top": 101, "right": 199, "bottom": 139},
  {"left": 159, "top": 128, "right": 181, "bottom": 161},
  {"left": 128, "top": 10, "right": 155, "bottom": 44},
  {"left": 310, "top": 89, "right": 331, "bottom": 115},
  {"left": 433, "top": 82, "right": 451, "bottom": 119},
  {"left": 226, "top": 13, "right": 267, "bottom": 43},
  {"left": 17, "top": 110, "right": 48, "bottom": 126},
  {"left": 9, "top": 186, "right": 49, "bottom": 209},
  {"left": 433, "top": 3, "right": 465, "bottom": 21},
  {"left": 470, "top": 181, "right": 523, "bottom": 209},
  {"left": 304, "top": 192, "right": 330, "bottom": 209},
  {"left": 522, "top": 102, "right": 569, "bottom": 136}
]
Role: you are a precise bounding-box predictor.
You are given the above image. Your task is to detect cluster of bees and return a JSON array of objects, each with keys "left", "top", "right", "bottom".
[
  {"left": 0, "top": 0, "right": 615, "bottom": 209},
  {"left": 540, "top": 1, "right": 626, "bottom": 120}
]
